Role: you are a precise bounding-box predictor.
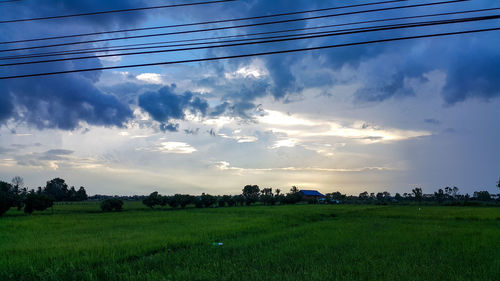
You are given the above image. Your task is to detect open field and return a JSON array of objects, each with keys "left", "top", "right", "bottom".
[{"left": 1, "top": 203, "right": 499, "bottom": 281}]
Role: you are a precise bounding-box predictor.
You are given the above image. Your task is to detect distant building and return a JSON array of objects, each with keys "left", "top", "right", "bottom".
[{"left": 299, "top": 190, "right": 325, "bottom": 200}]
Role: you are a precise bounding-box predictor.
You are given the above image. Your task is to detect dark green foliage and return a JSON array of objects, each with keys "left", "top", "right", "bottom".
[
  {"left": 359, "top": 191, "right": 369, "bottom": 200},
  {"left": 242, "top": 185, "right": 260, "bottom": 205},
  {"left": 142, "top": 192, "right": 163, "bottom": 208},
  {"left": 474, "top": 191, "right": 491, "bottom": 201},
  {"left": 234, "top": 195, "right": 245, "bottom": 206},
  {"left": 225, "top": 195, "right": 235, "bottom": 207},
  {"left": 327, "top": 191, "right": 346, "bottom": 201},
  {"left": 194, "top": 197, "right": 203, "bottom": 208},
  {"left": 43, "top": 178, "right": 88, "bottom": 202},
  {"left": 282, "top": 187, "right": 303, "bottom": 204},
  {"left": 76, "top": 186, "right": 88, "bottom": 201},
  {"left": 435, "top": 189, "right": 445, "bottom": 203},
  {"left": 217, "top": 196, "right": 226, "bottom": 207},
  {"left": 23, "top": 192, "right": 54, "bottom": 214},
  {"left": 175, "top": 194, "right": 192, "bottom": 208},
  {"left": 0, "top": 181, "right": 15, "bottom": 216},
  {"left": 260, "top": 188, "right": 276, "bottom": 205},
  {"left": 200, "top": 193, "right": 216, "bottom": 208},
  {"left": 100, "top": 198, "right": 123, "bottom": 212},
  {"left": 412, "top": 187, "right": 423, "bottom": 202}
]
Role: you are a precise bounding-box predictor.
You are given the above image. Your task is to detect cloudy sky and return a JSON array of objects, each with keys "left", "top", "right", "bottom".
[{"left": 0, "top": 0, "right": 499, "bottom": 196}]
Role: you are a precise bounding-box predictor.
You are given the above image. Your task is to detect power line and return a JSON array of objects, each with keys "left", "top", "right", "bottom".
[
  {"left": 1, "top": 26, "right": 498, "bottom": 80},
  {"left": 0, "top": 0, "right": 237, "bottom": 24},
  {"left": 1, "top": 14, "right": 499, "bottom": 67},
  {"left": 0, "top": 0, "right": 412, "bottom": 44},
  {"left": 3, "top": 6, "right": 498, "bottom": 61},
  {"left": 0, "top": 0, "right": 467, "bottom": 53}
]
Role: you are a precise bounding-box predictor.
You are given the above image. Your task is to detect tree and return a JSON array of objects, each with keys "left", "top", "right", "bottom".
[
  {"left": 395, "top": 193, "right": 403, "bottom": 201},
  {"left": 100, "top": 198, "right": 123, "bottom": 212},
  {"left": 225, "top": 195, "right": 235, "bottom": 207},
  {"left": 497, "top": 177, "right": 500, "bottom": 189},
  {"left": 76, "top": 187, "right": 88, "bottom": 201},
  {"left": 175, "top": 194, "right": 192, "bottom": 208},
  {"left": 242, "top": 185, "right": 260, "bottom": 205},
  {"left": 434, "top": 189, "right": 445, "bottom": 204},
  {"left": 358, "top": 191, "right": 369, "bottom": 200},
  {"left": 24, "top": 192, "right": 53, "bottom": 214},
  {"left": 11, "top": 176, "right": 24, "bottom": 191},
  {"left": 143, "top": 192, "right": 162, "bottom": 208},
  {"left": 327, "top": 192, "right": 346, "bottom": 201},
  {"left": 0, "top": 181, "right": 15, "bottom": 216},
  {"left": 412, "top": 187, "right": 423, "bottom": 202},
  {"left": 44, "top": 178, "right": 69, "bottom": 201},
  {"left": 473, "top": 191, "right": 491, "bottom": 201},
  {"left": 218, "top": 196, "right": 227, "bottom": 207},
  {"left": 260, "top": 188, "right": 276, "bottom": 205},
  {"left": 201, "top": 193, "right": 216, "bottom": 208},
  {"left": 284, "top": 187, "right": 303, "bottom": 204}
]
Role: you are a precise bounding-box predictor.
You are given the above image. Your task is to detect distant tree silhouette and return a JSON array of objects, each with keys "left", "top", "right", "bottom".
[
  {"left": 242, "top": 185, "right": 260, "bottom": 205},
  {"left": 143, "top": 192, "right": 162, "bottom": 208},
  {"left": 497, "top": 177, "right": 500, "bottom": 189},
  {"left": 412, "top": 187, "right": 423, "bottom": 202},
  {"left": 473, "top": 191, "right": 491, "bottom": 201},
  {"left": 359, "top": 191, "right": 369, "bottom": 200},
  {"left": 76, "top": 187, "right": 88, "bottom": 201},
  {"left": 434, "top": 189, "right": 445, "bottom": 204}
]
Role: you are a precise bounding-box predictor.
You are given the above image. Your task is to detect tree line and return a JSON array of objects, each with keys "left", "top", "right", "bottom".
[
  {"left": 140, "top": 185, "right": 305, "bottom": 210},
  {"left": 0, "top": 177, "right": 88, "bottom": 216},
  {"left": 2, "top": 177, "right": 499, "bottom": 215}
]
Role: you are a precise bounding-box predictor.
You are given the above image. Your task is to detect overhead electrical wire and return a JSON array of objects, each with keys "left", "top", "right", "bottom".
[
  {"left": 1, "top": 14, "right": 499, "bottom": 67},
  {"left": 0, "top": 0, "right": 468, "bottom": 53},
  {"left": 0, "top": 0, "right": 414, "bottom": 44},
  {"left": 1, "top": 26, "right": 498, "bottom": 80},
  {"left": 3, "top": 6, "right": 499, "bottom": 61},
  {"left": 0, "top": 0, "right": 237, "bottom": 24}
]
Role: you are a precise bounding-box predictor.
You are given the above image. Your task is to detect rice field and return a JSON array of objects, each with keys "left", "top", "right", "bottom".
[{"left": 1, "top": 202, "right": 499, "bottom": 281}]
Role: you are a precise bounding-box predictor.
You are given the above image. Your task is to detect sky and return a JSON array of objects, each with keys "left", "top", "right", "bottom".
[{"left": 0, "top": 0, "right": 499, "bottom": 196}]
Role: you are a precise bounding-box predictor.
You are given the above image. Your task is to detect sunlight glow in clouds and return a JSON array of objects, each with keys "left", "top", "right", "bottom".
[{"left": 259, "top": 110, "right": 431, "bottom": 143}]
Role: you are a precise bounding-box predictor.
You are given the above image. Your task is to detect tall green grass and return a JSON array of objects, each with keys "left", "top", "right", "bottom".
[{"left": 1, "top": 203, "right": 499, "bottom": 280}]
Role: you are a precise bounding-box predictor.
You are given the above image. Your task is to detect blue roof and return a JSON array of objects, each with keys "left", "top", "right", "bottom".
[{"left": 300, "top": 190, "right": 324, "bottom": 196}]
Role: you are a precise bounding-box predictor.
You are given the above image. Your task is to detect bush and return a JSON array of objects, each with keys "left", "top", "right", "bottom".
[
  {"left": 24, "top": 192, "right": 54, "bottom": 214},
  {"left": 100, "top": 198, "right": 123, "bottom": 212}
]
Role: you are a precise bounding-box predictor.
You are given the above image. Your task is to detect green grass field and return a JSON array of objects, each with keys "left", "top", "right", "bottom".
[{"left": 1, "top": 203, "right": 499, "bottom": 281}]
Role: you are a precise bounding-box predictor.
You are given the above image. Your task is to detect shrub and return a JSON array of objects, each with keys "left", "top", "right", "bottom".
[
  {"left": 100, "top": 198, "right": 123, "bottom": 212},
  {"left": 24, "top": 192, "right": 54, "bottom": 214}
]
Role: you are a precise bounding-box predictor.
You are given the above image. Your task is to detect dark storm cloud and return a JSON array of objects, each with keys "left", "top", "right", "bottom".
[
  {"left": 138, "top": 84, "right": 209, "bottom": 125},
  {"left": 0, "top": 0, "right": 150, "bottom": 130},
  {"left": 200, "top": 0, "right": 500, "bottom": 105}
]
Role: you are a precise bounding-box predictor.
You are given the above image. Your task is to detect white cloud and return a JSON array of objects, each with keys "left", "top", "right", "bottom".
[
  {"left": 271, "top": 139, "right": 298, "bottom": 148},
  {"left": 157, "top": 142, "right": 197, "bottom": 154},
  {"left": 225, "top": 59, "right": 269, "bottom": 79},
  {"left": 136, "top": 73, "right": 164, "bottom": 84}
]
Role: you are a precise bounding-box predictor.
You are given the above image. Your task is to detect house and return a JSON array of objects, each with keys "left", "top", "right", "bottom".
[{"left": 299, "top": 190, "right": 325, "bottom": 200}]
